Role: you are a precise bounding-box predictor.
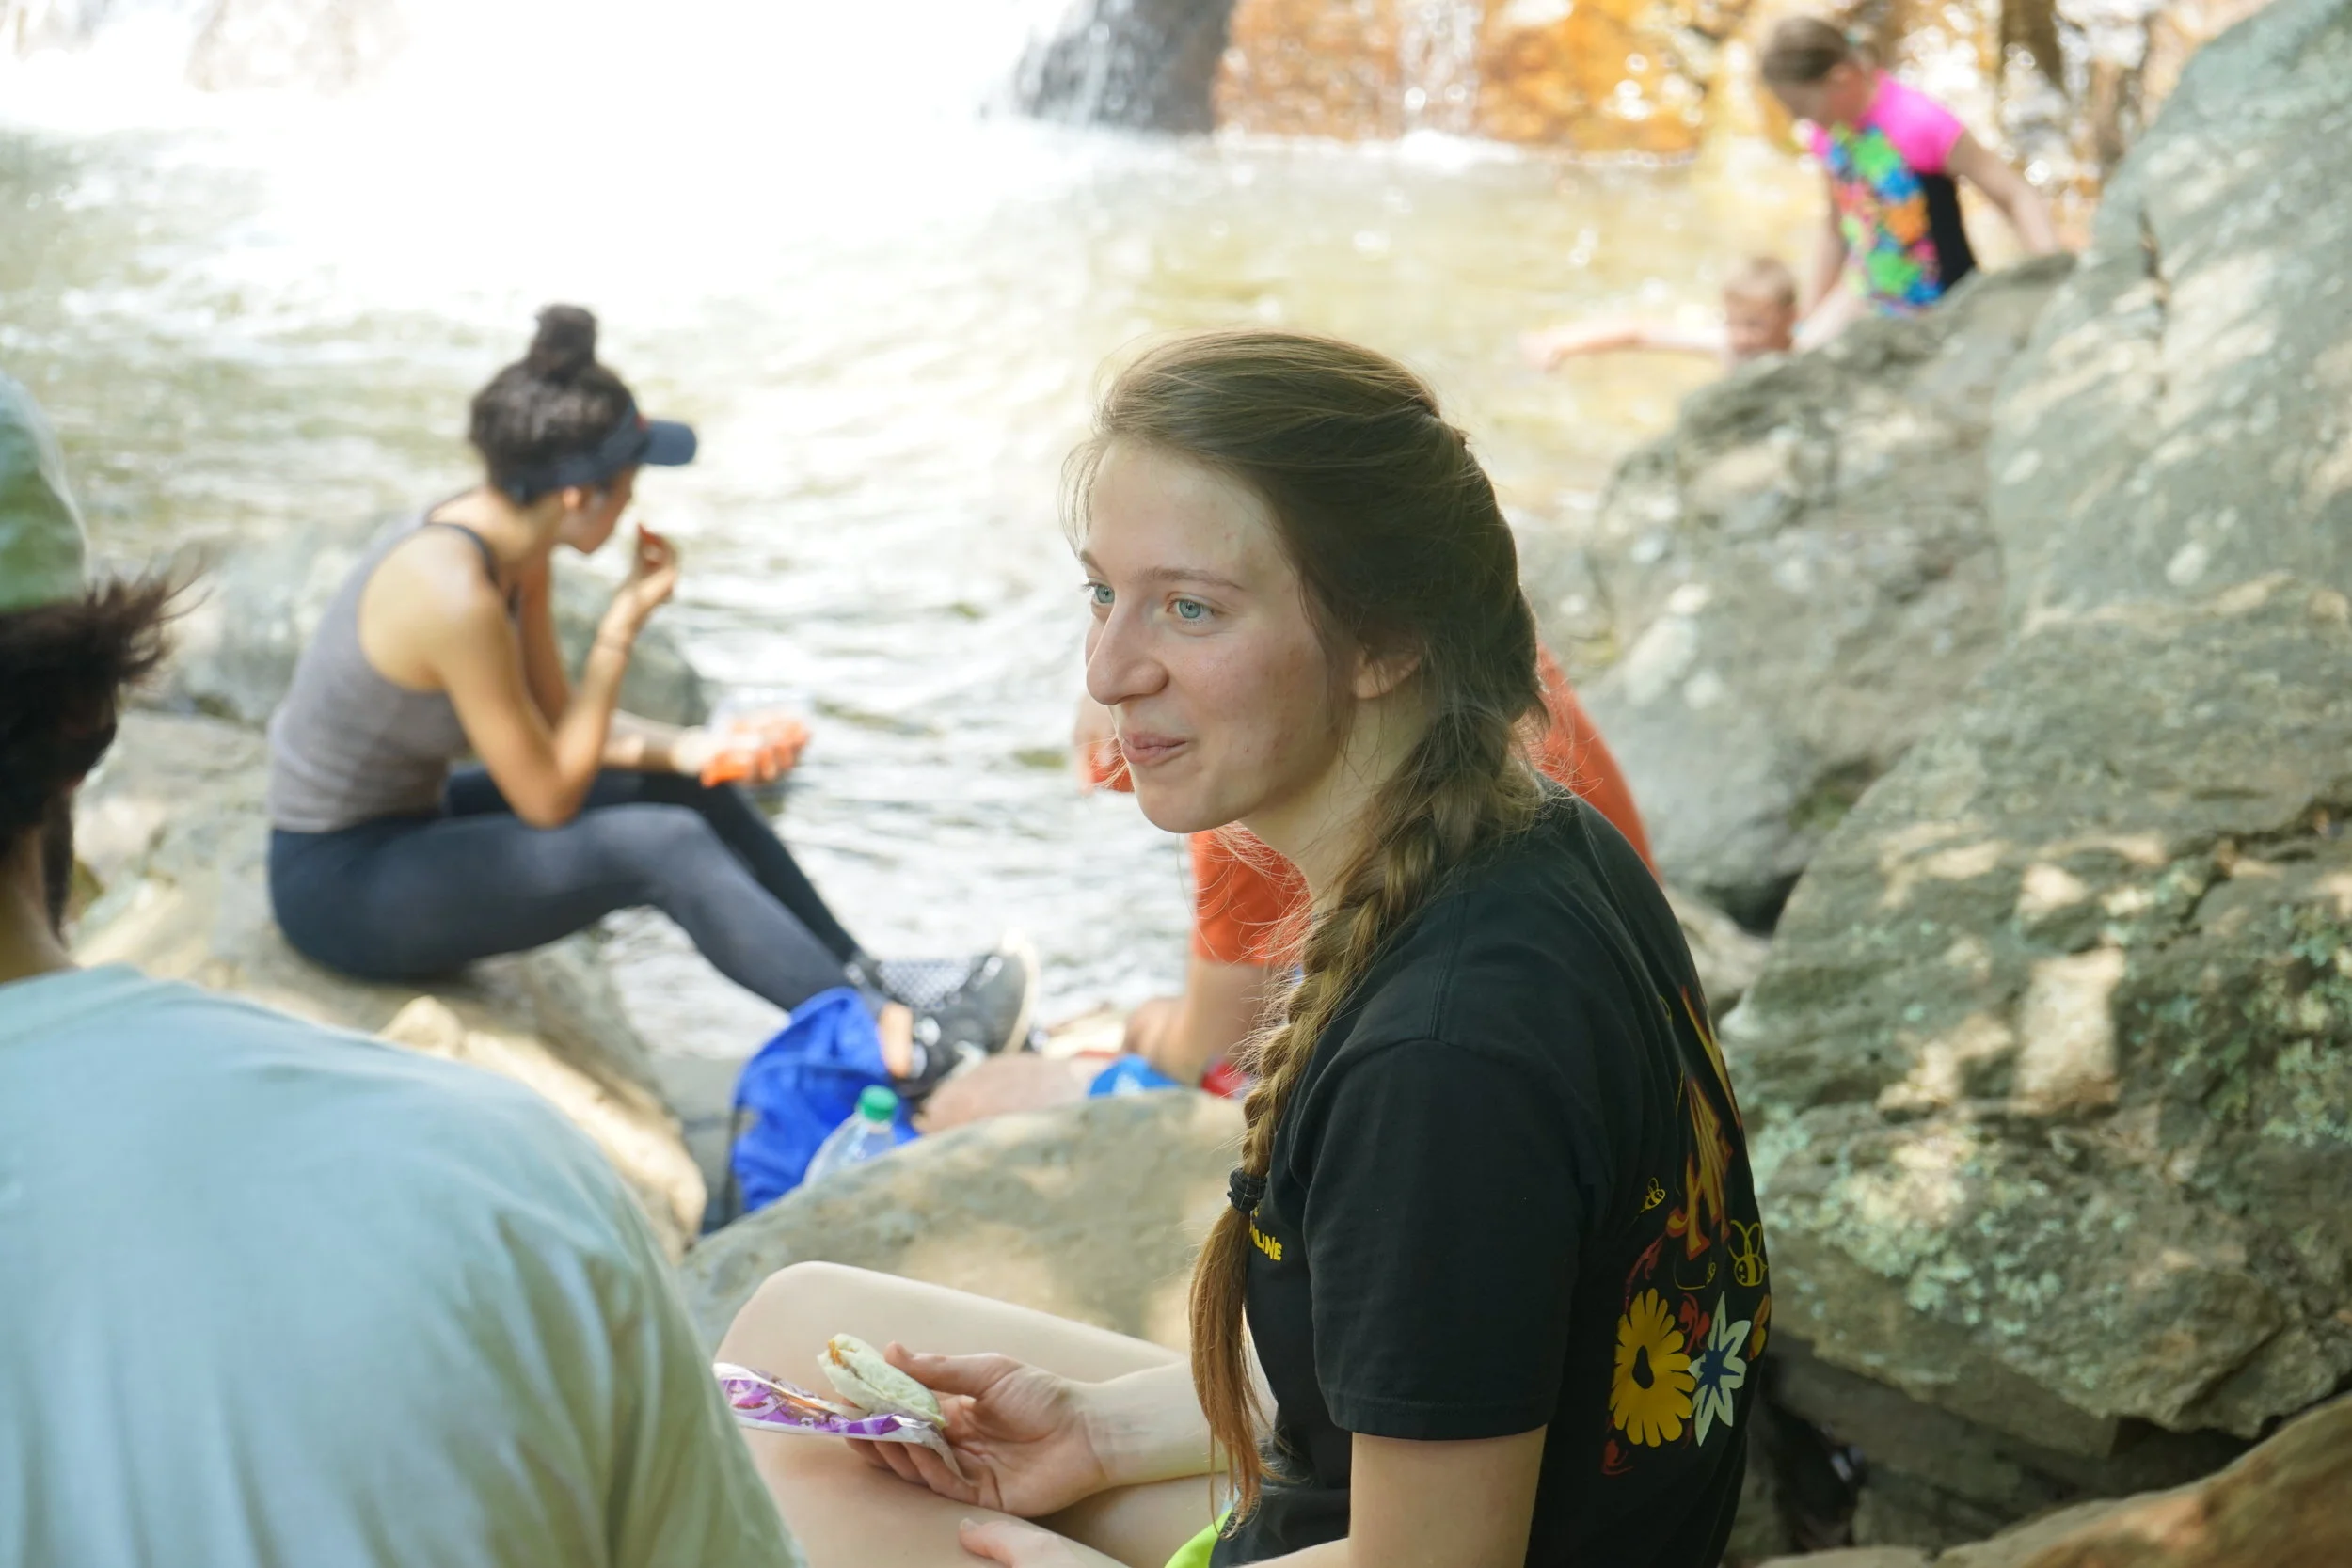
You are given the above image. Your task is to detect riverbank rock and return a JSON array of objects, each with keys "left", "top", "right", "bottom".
[
  {"left": 69, "top": 711, "right": 707, "bottom": 1259},
  {"left": 1987, "top": 0, "right": 2352, "bottom": 631},
  {"left": 1765, "top": 1334, "right": 2241, "bottom": 1554},
  {"left": 155, "top": 515, "right": 708, "bottom": 728},
  {"left": 1725, "top": 577, "right": 2352, "bottom": 1470},
  {"left": 679, "top": 1092, "right": 1241, "bottom": 1351},
  {"left": 1758, "top": 1391, "right": 2352, "bottom": 1568},
  {"left": 1713, "top": 0, "right": 2352, "bottom": 1543},
  {"left": 1671, "top": 882, "right": 1772, "bottom": 1014},
  {"left": 1533, "top": 256, "right": 2073, "bottom": 927}
]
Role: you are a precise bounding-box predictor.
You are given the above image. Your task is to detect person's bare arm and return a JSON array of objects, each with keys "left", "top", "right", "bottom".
[
  {"left": 431, "top": 531, "right": 676, "bottom": 828},
  {"left": 1127, "top": 955, "right": 1277, "bottom": 1085},
  {"left": 1793, "top": 283, "right": 1865, "bottom": 351},
  {"left": 1804, "top": 168, "right": 1848, "bottom": 313},
  {"left": 1523, "top": 319, "right": 1724, "bottom": 368},
  {"left": 605, "top": 710, "right": 690, "bottom": 772},
  {"left": 513, "top": 556, "right": 702, "bottom": 774},
  {"left": 1945, "top": 131, "right": 2059, "bottom": 255}
]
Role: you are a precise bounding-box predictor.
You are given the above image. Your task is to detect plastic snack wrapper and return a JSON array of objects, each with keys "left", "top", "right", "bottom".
[{"left": 713, "top": 1362, "right": 966, "bottom": 1480}]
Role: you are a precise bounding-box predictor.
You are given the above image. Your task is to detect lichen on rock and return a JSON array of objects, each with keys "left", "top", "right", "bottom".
[{"left": 1728, "top": 577, "right": 2352, "bottom": 1449}]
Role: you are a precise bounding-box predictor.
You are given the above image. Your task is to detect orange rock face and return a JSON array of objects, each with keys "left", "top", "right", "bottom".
[
  {"left": 1216, "top": 0, "right": 1724, "bottom": 152},
  {"left": 1214, "top": 0, "right": 1406, "bottom": 140},
  {"left": 1474, "top": 0, "right": 1715, "bottom": 154}
]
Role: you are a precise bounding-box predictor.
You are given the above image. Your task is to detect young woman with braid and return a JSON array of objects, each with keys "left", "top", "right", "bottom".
[{"left": 717, "top": 331, "right": 1769, "bottom": 1568}]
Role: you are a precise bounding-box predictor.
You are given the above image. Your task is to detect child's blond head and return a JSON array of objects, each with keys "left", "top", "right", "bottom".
[
  {"left": 1724, "top": 255, "right": 1798, "bottom": 309},
  {"left": 1723, "top": 256, "right": 1800, "bottom": 360}
]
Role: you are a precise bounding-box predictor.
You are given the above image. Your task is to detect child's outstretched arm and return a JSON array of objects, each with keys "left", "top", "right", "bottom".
[
  {"left": 1946, "top": 132, "right": 2059, "bottom": 254},
  {"left": 1522, "top": 319, "right": 1724, "bottom": 369}
]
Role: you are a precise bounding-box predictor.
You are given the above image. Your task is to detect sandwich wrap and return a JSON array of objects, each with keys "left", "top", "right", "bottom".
[{"left": 713, "top": 1362, "right": 965, "bottom": 1480}]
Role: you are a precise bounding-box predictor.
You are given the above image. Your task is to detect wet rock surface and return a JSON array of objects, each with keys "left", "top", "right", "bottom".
[
  {"left": 70, "top": 712, "right": 707, "bottom": 1259},
  {"left": 1530, "top": 257, "right": 2074, "bottom": 927},
  {"left": 1727, "top": 578, "right": 2352, "bottom": 1457},
  {"left": 679, "top": 1092, "right": 1241, "bottom": 1352}
]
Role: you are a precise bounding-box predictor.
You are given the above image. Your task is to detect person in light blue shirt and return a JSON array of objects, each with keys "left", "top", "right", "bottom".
[{"left": 0, "top": 368, "right": 802, "bottom": 1568}]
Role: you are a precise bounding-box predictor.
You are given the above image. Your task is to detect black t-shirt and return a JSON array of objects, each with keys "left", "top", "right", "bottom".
[{"left": 1215, "top": 790, "right": 1770, "bottom": 1568}]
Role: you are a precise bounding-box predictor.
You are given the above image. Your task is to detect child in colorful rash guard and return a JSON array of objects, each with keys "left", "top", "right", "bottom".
[{"left": 1761, "top": 17, "right": 2058, "bottom": 329}]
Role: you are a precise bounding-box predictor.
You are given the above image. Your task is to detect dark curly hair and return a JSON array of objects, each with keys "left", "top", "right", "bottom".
[
  {"left": 0, "top": 578, "right": 177, "bottom": 927},
  {"left": 469, "top": 305, "right": 637, "bottom": 503}
]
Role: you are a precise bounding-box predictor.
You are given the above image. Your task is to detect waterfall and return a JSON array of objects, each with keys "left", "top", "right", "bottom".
[
  {"left": 1396, "top": 0, "right": 1484, "bottom": 135},
  {"left": 1013, "top": 0, "right": 1236, "bottom": 131}
]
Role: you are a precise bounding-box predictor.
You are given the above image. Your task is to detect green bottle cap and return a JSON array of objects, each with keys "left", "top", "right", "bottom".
[{"left": 856, "top": 1085, "right": 900, "bottom": 1123}]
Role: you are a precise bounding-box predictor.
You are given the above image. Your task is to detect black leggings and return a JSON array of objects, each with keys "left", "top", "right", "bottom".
[{"left": 269, "top": 768, "right": 864, "bottom": 1012}]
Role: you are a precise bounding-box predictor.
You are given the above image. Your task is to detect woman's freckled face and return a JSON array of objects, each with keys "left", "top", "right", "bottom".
[{"left": 1080, "top": 440, "right": 1343, "bottom": 837}]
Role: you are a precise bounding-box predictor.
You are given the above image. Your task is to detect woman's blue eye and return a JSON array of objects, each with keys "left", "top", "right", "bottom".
[
  {"left": 1087, "top": 583, "right": 1113, "bottom": 608},
  {"left": 1172, "top": 597, "right": 1207, "bottom": 622}
]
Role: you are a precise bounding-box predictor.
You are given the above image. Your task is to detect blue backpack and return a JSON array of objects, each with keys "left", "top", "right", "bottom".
[{"left": 724, "top": 987, "right": 916, "bottom": 1219}]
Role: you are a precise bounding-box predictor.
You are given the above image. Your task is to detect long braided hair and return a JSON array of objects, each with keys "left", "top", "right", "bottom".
[{"left": 1069, "top": 330, "right": 1549, "bottom": 1515}]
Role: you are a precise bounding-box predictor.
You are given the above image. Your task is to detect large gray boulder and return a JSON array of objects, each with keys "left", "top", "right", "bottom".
[
  {"left": 1717, "top": 2, "right": 2352, "bottom": 1544},
  {"left": 1540, "top": 257, "right": 2074, "bottom": 927},
  {"left": 71, "top": 712, "right": 707, "bottom": 1259},
  {"left": 680, "top": 1093, "right": 1241, "bottom": 1351},
  {"left": 1726, "top": 578, "right": 2352, "bottom": 1465},
  {"left": 1988, "top": 0, "right": 2352, "bottom": 628},
  {"left": 156, "top": 515, "right": 708, "bottom": 729}
]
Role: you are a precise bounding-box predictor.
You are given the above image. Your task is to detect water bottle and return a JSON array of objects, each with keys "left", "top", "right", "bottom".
[{"left": 804, "top": 1085, "right": 905, "bottom": 1185}]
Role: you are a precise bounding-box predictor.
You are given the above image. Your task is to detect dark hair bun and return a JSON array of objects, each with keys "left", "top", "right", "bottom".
[{"left": 525, "top": 305, "right": 599, "bottom": 380}]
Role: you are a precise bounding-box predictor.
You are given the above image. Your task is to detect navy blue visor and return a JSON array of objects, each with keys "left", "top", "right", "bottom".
[{"left": 504, "top": 403, "right": 696, "bottom": 500}]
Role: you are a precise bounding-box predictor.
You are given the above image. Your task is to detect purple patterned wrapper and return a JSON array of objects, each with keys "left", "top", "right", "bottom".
[{"left": 713, "top": 1362, "right": 966, "bottom": 1479}]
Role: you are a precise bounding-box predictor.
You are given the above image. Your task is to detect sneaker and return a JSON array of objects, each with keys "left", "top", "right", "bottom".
[
  {"left": 875, "top": 934, "right": 1039, "bottom": 1057},
  {"left": 866, "top": 936, "right": 1041, "bottom": 1108}
]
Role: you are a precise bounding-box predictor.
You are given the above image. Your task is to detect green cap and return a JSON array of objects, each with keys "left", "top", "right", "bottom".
[
  {"left": 0, "top": 371, "right": 87, "bottom": 616},
  {"left": 855, "top": 1085, "right": 900, "bottom": 1122}
]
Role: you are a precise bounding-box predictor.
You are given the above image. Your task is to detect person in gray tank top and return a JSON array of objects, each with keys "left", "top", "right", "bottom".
[{"left": 266, "top": 306, "right": 1034, "bottom": 1104}]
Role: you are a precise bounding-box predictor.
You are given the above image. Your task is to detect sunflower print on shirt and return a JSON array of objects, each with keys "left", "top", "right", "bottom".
[{"left": 1602, "top": 990, "right": 1770, "bottom": 1472}]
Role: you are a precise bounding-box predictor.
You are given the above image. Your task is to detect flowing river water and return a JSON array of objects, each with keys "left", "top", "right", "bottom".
[{"left": 1, "top": 0, "right": 1818, "bottom": 1055}]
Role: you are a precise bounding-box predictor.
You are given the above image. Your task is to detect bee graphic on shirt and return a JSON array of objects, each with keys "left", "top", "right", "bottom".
[{"left": 1727, "top": 1221, "right": 1768, "bottom": 1288}]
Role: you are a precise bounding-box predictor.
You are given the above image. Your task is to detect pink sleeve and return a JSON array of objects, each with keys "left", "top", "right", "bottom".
[{"left": 1873, "top": 78, "right": 1965, "bottom": 174}]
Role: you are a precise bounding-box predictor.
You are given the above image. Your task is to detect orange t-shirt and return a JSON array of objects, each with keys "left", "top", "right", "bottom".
[{"left": 1084, "top": 647, "right": 1653, "bottom": 966}]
